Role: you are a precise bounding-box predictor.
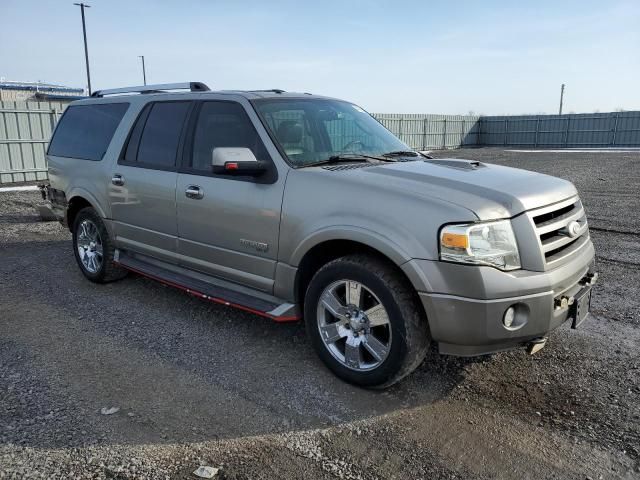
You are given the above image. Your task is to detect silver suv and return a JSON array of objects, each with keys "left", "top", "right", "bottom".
[{"left": 45, "top": 82, "right": 597, "bottom": 388}]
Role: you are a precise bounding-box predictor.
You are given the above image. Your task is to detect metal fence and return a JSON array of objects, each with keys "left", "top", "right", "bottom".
[
  {"left": 0, "top": 101, "right": 64, "bottom": 183},
  {"left": 373, "top": 114, "right": 481, "bottom": 150},
  {"left": 478, "top": 111, "right": 640, "bottom": 147},
  {"left": 0, "top": 101, "right": 639, "bottom": 184}
]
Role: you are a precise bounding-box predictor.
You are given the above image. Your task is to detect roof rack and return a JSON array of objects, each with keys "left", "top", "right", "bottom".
[
  {"left": 91, "top": 82, "right": 210, "bottom": 98},
  {"left": 249, "top": 89, "right": 286, "bottom": 94}
]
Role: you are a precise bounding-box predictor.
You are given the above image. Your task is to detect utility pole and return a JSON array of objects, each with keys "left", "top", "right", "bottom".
[
  {"left": 558, "top": 83, "right": 565, "bottom": 115},
  {"left": 74, "top": 3, "right": 92, "bottom": 95},
  {"left": 138, "top": 56, "right": 147, "bottom": 85}
]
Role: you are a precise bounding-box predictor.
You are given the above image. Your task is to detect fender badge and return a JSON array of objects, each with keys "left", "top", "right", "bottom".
[{"left": 240, "top": 238, "right": 269, "bottom": 253}]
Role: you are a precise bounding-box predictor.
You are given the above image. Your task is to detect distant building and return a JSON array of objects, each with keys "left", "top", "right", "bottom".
[{"left": 0, "top": 80, "right": 85, "bottom": 102}]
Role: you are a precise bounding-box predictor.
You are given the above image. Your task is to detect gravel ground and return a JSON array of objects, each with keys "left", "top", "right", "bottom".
[{"left": 1, "top": 148, "right": 639, "bottom": 479}]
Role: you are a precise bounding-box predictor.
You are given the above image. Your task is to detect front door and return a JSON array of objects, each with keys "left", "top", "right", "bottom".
[
  {"left": 176, "top": 100, "right": 286, "bottom": 293},
  {"left": 110, "top": 101, "right": 192, "bottom": 263}
]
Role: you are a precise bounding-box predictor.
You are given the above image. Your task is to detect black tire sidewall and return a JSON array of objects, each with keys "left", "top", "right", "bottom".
[
  {"left": 304, "top": 260, "right": 410, "bottom": 387},
  {"left": 72, "top": 208, "right": 109, "bottom": 282}
]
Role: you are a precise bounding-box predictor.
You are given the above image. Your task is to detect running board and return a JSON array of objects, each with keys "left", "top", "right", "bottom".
[{"left": 113, "top": 251, "right": 300, "bottom": 322}]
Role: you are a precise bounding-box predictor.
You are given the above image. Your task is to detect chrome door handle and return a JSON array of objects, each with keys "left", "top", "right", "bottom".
[
  {"left": 111, "top": 174, "right": 125, "bottom": 186},
  {"left": 185, "top": 185, "right": 204, "bottom": 199}
]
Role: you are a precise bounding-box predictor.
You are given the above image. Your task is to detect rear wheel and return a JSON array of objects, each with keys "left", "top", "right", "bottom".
[
  {"left": 304, "top": 254, "right": 430, "bottom": 388},
  {"left": 72, "top": 207, "right": 127, "bottom": 283}
]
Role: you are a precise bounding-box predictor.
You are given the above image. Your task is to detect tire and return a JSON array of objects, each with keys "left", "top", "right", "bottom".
[
  {"left": 72, "top": 207, "right": 127, "bottom": 283},
  {"left": 304, "top": 254, "right": 430, "bottom": 388}
]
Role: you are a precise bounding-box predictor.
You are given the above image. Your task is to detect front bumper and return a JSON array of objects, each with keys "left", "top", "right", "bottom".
[{"left": 403, "top": 238, "right": 596, "bottom": 356}]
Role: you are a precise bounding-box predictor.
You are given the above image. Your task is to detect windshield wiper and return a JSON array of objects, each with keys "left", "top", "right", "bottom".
[
  {"left": 300, "top": 153, "right": 395, "bottom": 168},
  {"left": 381, "top": 150, "right": 420, "bottom": 158}
]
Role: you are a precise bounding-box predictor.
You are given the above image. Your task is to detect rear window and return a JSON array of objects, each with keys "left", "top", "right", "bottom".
[{"left": 48, "top": 103, "right": 129, "bottom": 161}]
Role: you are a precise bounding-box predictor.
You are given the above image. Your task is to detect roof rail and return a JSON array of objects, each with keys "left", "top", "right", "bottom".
[
  {"left": 250, "top": 89, "right": 286, "bottom": 94},
  {"left": 91, "top": 82, "right": 210, "bottom": 98}
]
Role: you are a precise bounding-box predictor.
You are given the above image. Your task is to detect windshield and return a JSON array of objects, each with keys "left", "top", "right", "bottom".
[{"left": 252, "top": 98, "right": 411, "bottom": 167}]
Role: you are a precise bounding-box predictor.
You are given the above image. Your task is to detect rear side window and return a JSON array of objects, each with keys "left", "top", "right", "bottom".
[
  {"left": 48, "top": 103, "right": 129, "bottom": 161},
  {"left": 133, "top": 101, "right": 191, "bottom": 168}
]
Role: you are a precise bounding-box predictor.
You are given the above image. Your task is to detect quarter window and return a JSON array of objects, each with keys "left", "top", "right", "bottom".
[
  {"left": 48, "top": 103, "right": 129, "bottom": 161},
  {"left": 191, "top": 101, "right": 270, "bottom": 171}
]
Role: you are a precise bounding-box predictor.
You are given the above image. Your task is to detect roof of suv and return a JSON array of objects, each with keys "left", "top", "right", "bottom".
[
  {"left": 217, "top": 90, "right": 325, "bottom": 100},
  {"left": 81, "top": 82, "right": 338, "bottom": 103}
]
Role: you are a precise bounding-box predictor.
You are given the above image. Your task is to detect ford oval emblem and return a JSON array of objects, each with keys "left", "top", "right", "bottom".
[{"left": 567, "top": 221, "right": 581, "bottom": 238}]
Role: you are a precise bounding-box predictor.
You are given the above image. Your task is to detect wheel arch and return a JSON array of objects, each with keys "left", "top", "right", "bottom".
[
  {"left": 66, "top": 188, "right": 108, "bottom": 232},
  {"left": 292, "top": 231, "right": 423, "bottom": 316}
]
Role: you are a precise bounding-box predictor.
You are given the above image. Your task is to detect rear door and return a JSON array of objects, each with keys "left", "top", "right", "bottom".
[
  {"left": 109, "top": 100, "right": 192, "bottom": 263},
  {"left": 176, "top": 99, "right": 286, "bottom": 292}
]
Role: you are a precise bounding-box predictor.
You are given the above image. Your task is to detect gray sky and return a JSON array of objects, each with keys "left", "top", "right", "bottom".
[{"left": 1, "top": 0, "right": 639, "bottom": 114}]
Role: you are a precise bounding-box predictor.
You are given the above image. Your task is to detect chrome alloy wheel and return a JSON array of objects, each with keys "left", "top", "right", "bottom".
[
  {"left": 76, "top": 219, "right": 104, "bottom": 274},
  {"left": 316, "top": 280, "right": 392, "bottom": 371}
]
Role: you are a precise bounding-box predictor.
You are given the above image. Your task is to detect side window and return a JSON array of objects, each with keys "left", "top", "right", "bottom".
[
  {"left": 48, "top": 103, "right": 129, "bottom": 161},
  {"left": 125, "top": 101, "right": 190, "bottom": 168},
  {"left": 191, "top": 101, "right": 270, "bottom": 171}
]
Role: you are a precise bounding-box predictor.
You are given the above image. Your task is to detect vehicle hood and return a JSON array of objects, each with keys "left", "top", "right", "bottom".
[{"left": 342, "top": 158, "right": 578, "bottom": 220}]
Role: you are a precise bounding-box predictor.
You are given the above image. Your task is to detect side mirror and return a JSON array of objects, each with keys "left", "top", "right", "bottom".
[{"left": 211, "top": 147, "right": 268, "bottom": 176}]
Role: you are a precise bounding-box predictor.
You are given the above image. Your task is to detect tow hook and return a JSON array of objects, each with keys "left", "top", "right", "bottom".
[
  {"left": 581, "top": 272, "right": 598, "bottom": 286},
  {"left": 527, "top": 337, "right": 547, "bottom": 355},
  {"left": 554, "top": 295, "right": 574, "bottom": 310}
]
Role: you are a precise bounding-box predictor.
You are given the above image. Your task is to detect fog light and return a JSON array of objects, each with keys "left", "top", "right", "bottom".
[{"left": 503, "top": 307, "right": 516, "bottom": 328}]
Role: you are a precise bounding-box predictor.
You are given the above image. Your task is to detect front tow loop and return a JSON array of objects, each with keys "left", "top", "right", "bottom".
[{"left": 527, "top": 337, "right": 547, "bottom": 355}]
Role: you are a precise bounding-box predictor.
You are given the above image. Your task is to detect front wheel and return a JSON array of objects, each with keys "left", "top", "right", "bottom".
[{"left": 304, "top": 254, "right": 430, "bottom": 388}]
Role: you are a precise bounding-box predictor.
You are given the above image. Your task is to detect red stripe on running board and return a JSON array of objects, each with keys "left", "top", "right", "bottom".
[{"left": 114, "top": 262, "right": 300, "bottom": 323}]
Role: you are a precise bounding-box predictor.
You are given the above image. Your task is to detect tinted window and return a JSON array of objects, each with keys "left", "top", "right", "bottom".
[
  {"left": 191, "top": 101, "right": 270, "bottom": 171},
  {"left": 122, "top": 104, "right": 151, "bottom": 163},
  {"left": 48, "top": 103, "right": 129, "bottom": 161},
  {"left": 136, "top": 102, "right": 190, "bottom": 167}
]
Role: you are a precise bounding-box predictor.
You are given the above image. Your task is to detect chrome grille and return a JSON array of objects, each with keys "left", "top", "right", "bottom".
[{"left": 530, "top": 196, "right": 589, "bottom": 266}]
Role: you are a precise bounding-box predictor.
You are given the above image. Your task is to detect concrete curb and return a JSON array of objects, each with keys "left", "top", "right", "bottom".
[{"left": 0, "top": 185, "right": 40, "bottom": 192}]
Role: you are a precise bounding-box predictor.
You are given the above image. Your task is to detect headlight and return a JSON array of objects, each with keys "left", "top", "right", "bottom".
[{"left": 440, "top": 220, "right": 521, "bottom": 271}]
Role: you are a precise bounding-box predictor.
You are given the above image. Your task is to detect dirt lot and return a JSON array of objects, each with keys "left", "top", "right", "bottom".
[{"left": 1, "top": 148, "right": 639, "bottom": 479}]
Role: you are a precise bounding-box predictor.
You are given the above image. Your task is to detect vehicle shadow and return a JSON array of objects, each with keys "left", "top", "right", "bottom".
[
  {"left": 0, "top": 239, "right": 484, "bottom": 450},
  {"left": 0, "top": 213, "right": 42, "bottom": 224}
]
